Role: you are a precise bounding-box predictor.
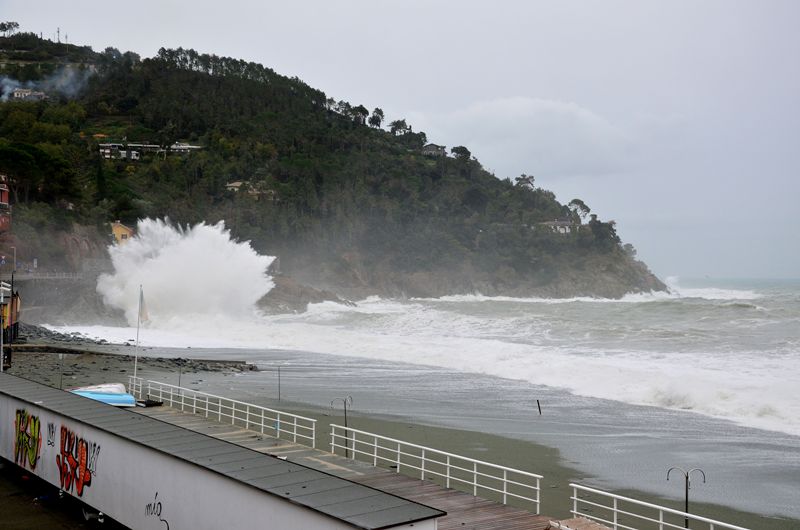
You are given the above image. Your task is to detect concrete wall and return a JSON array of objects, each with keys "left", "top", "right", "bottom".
[{"left": 0, "top": 395, "right": 435, "bottom": 529}]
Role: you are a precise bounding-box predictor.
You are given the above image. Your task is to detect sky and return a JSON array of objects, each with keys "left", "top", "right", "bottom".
[{"left": 3, "top": 0, "right": 799, "bottom": 279}]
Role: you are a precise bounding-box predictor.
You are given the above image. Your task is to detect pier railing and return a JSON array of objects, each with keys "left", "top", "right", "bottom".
[
  {"left": 570, "top": 483, "right": 751, "bottom": 530},
  {"left": 128, "top": 377, "right": 317, "bottom": 448},
  {"left": 330, "top": 424, "right": 542, "bottom": 513}
]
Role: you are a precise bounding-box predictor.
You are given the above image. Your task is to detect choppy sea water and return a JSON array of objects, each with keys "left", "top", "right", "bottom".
[{"left": 48, "top": 222, "right": 800, "bottom": 518}]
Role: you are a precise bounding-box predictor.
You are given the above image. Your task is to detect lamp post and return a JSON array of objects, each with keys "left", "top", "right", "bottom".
[
  {"left": 331, "top": 396, "right": 353, "bottom": 458},
  {"left": 667, "top": 466, "right": 706, "bottom": 528}
]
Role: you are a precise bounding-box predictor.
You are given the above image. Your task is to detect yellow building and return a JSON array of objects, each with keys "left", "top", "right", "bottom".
[{"left": 111, "top": 220, "right": 135, "bottom": 245}]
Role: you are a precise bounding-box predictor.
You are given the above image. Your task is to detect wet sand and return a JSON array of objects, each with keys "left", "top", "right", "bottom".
[{"left": 3, "top": 347, "right": 799, "bottom": 529}]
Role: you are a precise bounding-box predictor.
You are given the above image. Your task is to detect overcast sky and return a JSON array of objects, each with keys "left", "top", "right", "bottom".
[{"left": 4, "top": 0, "right": 799, "bottom": 279}]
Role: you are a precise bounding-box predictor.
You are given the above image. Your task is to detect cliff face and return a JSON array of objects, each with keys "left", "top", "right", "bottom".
[{"left": 288, "top": 248, "right": 665, "bottom": 300}]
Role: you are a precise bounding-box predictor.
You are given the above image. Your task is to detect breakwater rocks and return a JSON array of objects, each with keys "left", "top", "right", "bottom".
[{"left": 12, "top": 323, "right": 258, "bottom": 377}]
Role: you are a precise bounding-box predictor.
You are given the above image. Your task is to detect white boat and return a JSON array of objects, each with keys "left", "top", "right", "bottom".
[{"left": 70, "top": 383, "right": 137, "bottom": 407}]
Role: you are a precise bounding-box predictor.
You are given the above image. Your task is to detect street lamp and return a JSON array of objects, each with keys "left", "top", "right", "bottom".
[
  {"left": 667, "top": 466, "right": 706, "bottom": 528},
  {"left": 331, "top": 396, "right": 353, "bottom": 458}
]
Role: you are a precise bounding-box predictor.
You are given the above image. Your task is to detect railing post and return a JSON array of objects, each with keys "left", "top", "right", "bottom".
[
  {"left": 330, "top": 426, "right": 335, "bottom": 454},
  {"left": 536, "top": 477, "right": 541, "bottom": 514},
  {"left": 502, "top": 469, "right": 507, "bottom": 503},
  {"left": 218, "top": 398, "right": 222, "bottom": 422},
  {"left": 613, "top": 497, "right": 618, "bottom": 530},
  {"left": 312, "top": 421, "right": 316, "bottom": 449},
  {"left": 396, "top": 442, "right": 401, "bottom": 473},
  {"left": 246, "top": 405, "right": 251, "bottom": 429},
  {"left": 572, "top": 486, "right": 577, "bottom": 516},
  {"left": 293, "top": 417, "right": 297, "bottom": 443},
  {"left": 193, "top": 393, "right": 197, "bottom": 414},
  {"left": 473, "top": 462, "right": 478, "bottom": 496},
  {"left": 421, "top": 449, "right": 426, "bottom": 480},
  {"left": 373, "top": 436, "right": 378, "bottom": 466},
  {"left": 659, "top": 509, "right": 664, "bottom": 530},
  {"left": 260, "top": 409, "right": 265, "bottom": 434},
  {"left": 446, "top": 455, "right": 451, "bottom": 488}
]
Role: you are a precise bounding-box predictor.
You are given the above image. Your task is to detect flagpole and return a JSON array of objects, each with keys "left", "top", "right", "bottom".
[{"left": 134, "top": 284, "right": 142, "bottom": 379}]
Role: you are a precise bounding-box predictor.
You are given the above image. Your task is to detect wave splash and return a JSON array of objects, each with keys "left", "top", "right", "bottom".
[{"left": 97, "top": 218, "right": 275, "bottom": 326}]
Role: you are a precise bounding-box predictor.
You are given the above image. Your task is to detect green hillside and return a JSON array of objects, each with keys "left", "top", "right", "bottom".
[{"left": 0, "top": 33, "right": 664, "bottom": 298}]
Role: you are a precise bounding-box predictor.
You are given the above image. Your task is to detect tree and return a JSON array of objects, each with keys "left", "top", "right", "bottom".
[
  {"left": 0, "top": 22, "right": 20, "bottom": 37},
  {"left": 568, "top": 198, "right": 591, "bottom": 220},
  {"left": 353, "top": 105, "right": 369, "bottom": 125},
  {"left": 451, "top": 145, "right": 471, "bottom": 160},
  {"left": 389, "top": 119, "right": 408, "bottom": 135},
  {"left": 368, "top": 107, "right": 384, "bottom": 128},
  {"left": 515, "top": 173, "right": 535, "bottom": 189}
]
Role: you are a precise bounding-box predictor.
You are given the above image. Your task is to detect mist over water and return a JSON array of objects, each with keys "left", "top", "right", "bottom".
[{"left": 66, "top": 219, "right": 800, "bottom": 438}]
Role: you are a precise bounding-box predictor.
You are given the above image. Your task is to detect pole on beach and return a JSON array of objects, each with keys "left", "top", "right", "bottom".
[
  {"left": 331, "top": 396, "right": 353, "bottom": 458},
  {"left": 134, "top": 285, "right": 143, "bottom": 380},
  {"left": 667, "top": 466, "right": 706, "bottom": 528}
]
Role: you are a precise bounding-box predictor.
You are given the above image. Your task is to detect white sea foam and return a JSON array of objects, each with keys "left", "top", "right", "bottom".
[
  {"left": 48, "top": 224, "right": 799, "bottom": 437},
  {"left": 97, "top": 219, "right": 275, "bottom": 325}
]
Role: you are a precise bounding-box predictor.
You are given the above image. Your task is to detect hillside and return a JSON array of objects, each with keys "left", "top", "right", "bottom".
[{"left": 0, "top": 33, "right": 665, "bottom": 300}]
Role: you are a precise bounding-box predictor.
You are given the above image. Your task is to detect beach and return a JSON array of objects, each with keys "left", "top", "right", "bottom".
[{"left": 3, "top": 345, "right": 799, "bottom": 529}]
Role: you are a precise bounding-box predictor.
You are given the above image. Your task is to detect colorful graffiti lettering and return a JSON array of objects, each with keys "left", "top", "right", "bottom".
[
  {"left": 14, "top": 409, "right": 42, "bottom": 471},
  {"left": 56, "top": 426, "right": 101, "bottom": 497}
]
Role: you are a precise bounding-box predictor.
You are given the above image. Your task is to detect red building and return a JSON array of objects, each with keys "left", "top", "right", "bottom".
[{"left": 0, "top": 180, "right": 10, "bottom": 233}]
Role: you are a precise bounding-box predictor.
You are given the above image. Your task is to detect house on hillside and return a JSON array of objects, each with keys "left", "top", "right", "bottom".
[
  {"left": 110, "top": 220, "right": 135, "bottom": 245},
  {"left": 422, "top": 143, "right": 446, "bottom": 156},
  {"left": 539, "top": 218, "right": 578, "bottom": 234},
  {"left": 170, "top": 142, "right": 203, "bottom": 154},
  {"left": 11, "top": 88, "right": 47, "bottom": 101},
  {"left": 226, "top": 181, "right": 279, "bottom": 202}
]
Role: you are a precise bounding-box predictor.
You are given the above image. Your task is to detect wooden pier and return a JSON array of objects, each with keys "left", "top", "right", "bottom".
[{"left": 136, "top": 404, "right": 553, "bottom": 529}]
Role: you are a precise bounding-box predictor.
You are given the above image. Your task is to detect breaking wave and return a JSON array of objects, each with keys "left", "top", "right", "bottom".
[
  {"left": 50, "top": 225, "right": 800, "bottom": 437},
  {"left": 96, "top": 218, "right": 275, "bottom": 325}
]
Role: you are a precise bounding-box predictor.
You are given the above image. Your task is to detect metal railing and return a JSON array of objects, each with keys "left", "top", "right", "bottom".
[
  {"left": 570, "top": 484, "right": 751, "bottom": 530},
  {"left": 330, "top": 424, "right": 542, "bottom": 513},
  {"left": 128, "top": 377, "right": 316, "bottom": 448},
  {"left": 10, "top": 271, "right": 84, "bottom": 281}
]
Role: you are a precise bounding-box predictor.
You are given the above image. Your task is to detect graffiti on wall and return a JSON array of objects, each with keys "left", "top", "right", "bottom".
[
  {"left": 56, "top": 426, "right": 101, "bottom": 497},
  {"left": 47, "top": 422, "right": 56, "bottom": 447},
  {"left": 14, "top": 409, "right": 42, "bottom": 471},
  {"left": 145, "top": 491, "right": 171, "bottom": 529}
]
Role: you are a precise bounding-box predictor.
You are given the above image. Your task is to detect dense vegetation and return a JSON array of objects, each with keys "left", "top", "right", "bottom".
[{"left": 0, "top": 31, "right": 663, "bottom": 297}]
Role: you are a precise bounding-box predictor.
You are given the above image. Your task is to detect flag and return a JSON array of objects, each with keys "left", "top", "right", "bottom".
[{"left": 138, "top": 286, "right": 150, "bottom": 324}]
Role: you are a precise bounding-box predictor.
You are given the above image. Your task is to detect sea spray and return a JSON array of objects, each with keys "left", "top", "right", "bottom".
[{"left": 97, "top": 219, "right": 275, "bottom": 325}]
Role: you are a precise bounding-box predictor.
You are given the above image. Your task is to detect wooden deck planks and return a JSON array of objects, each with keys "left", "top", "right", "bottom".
[{"left": 135, "top": 405, "right": 552, "bottom": 530}]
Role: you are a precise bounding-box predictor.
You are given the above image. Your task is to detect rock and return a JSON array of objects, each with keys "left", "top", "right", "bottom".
[{"left": 257, "top": 275, "right": 355, "bottom": 314}]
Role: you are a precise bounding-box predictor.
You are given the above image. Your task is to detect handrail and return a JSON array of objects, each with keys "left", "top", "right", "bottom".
[
  {"left": 331, "top": 424, "right": 542, "bottom": 513},
  {"left": 128, "top": 376, "right": 316, "bottom": 448},
  {"left": 570, "top": 483, "right": 751, "bottom": 530}
]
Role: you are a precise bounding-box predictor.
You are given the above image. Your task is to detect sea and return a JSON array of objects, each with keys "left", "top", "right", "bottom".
[{"left": 48, "top": 220, "right": 800, "bottom": 519}]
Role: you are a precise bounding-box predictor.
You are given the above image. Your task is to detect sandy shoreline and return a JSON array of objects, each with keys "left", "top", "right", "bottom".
[{"left": 3, "top": 345, "right": 798, "bottom": 529}]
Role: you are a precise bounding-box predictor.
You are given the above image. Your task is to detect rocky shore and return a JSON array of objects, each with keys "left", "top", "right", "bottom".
[{"left": 7, "top": 323, "right": 257, "bottom": 390}]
